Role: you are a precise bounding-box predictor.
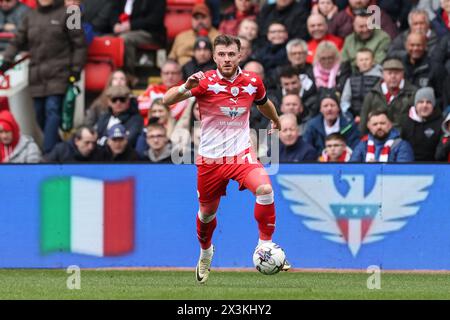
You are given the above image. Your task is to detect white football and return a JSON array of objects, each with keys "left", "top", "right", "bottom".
[{"left": 253, "top": 242, "right": 286, "bottom": 275}]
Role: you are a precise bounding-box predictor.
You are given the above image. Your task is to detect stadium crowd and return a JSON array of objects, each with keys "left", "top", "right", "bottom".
[{"left": 1, "top": 0, "right": 450, "bottom": 164}]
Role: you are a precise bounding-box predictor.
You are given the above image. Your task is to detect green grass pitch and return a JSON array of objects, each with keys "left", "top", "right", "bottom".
[{"left": 1, "top": 269, "right": 450, "bottom": 299}]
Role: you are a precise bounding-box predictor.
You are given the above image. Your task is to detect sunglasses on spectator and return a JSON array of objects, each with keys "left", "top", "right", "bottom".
[{"left": 111, "top": 96, "right": 128, "bottom": 103}]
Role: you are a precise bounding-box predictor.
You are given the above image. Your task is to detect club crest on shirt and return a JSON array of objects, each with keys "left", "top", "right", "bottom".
[{"left": 231, "top": 86, "right": 239, "bottom": 97}]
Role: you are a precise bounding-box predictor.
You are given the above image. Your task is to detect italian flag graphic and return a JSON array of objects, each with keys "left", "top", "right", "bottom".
[{"left": 41, "top": 177, "right": 135, "bottom": 257}]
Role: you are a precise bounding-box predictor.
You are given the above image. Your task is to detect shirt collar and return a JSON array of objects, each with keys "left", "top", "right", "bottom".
[{"left": 216, "top": 67, "right": 242, "bottom": 83}]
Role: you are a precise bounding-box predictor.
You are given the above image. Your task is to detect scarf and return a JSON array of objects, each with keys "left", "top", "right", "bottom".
[
  {"left": 366, "top": 135, "right": 394, "bottom": 162},
  {"left": 381, "top": 80, "right": 404, "bottom": 104},
  {"left": 313, "top": 61, "right": 340, "bottom": 88},
  {"left": 320, "top": 147, "right": 352, "bottom": 162}
]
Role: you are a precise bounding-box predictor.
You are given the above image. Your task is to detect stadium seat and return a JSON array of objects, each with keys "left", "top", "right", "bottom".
[
  {"left": 167, "top": 0, "right": 204, "bottom": 6},
  {"left": 19, "top": 0, "right": 37, "bottom": 9},
  {"left": 165, "top": 10, "right": 193, "bottom": 42},
  {"left": 85, "top": 37, "right": 125, "bottom": 92}
]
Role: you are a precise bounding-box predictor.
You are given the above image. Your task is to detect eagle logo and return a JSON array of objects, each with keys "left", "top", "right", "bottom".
[
  {"left": 277, "top": 174, "right": 434, "bottom": 257},
  {"left": 220, "top": 107, "right": 246, "bottom": 119}
]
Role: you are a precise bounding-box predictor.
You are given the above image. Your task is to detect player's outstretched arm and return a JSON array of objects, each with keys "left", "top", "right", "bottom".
[
  {"left": 257, "top": 99, "right": 282, "bottom": 133},
  {"left": 162, "top": 71, "right": 206, "bottom": 106}
]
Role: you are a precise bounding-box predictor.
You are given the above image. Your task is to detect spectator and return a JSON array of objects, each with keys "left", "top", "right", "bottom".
[
  {"left": 273, "top": 39, "right": 316, "bottom": 97},
  {"left": 99, "top": 123, "right": 139, "bottom": 162},
  {"left": 219, "top": 0, "right": 259, "bottom": 36},
  {"left": 143, "top": 123, "right": 173, "bottom": 163},
  {"left": 148, "top": 98, "right": 176, "bottom": 139},
  {"left": 280, "top": 93, "right": 311, "bottom": 135},
  {"left": 431, "top": 0, "right": 450, "bottom": 37},
  {"left": 402, "top": 32, "right": 442, "bottom": 97},
  {"left": 351, "top": 108, "right": 414, "bottom": 162},
  {"left": 400, "top": 87, "right": 443, "bottom": 161},
  {"left": 0, "top": 110, "right": 41, "bottom": 163},
  {"left": 415, "top": 0, "right": 440, "bottom": 21},
  {"left": 257, "top": 0, "right": 310, "bottom": 41},
  {"left": 341, "top": 14, "right": 391, "bottom": 69},
  {"left": 311, "top": 0, "right": 339, "bottom": 21},
  {"left": 0, "top": 0, "right": 29, "bottom": 51},
  {"left": 278, "top": 65, "right": 318, "bottom": 116},
  {"left": 238, "top": 36, "right": 255, "bottom": 67},
  {"left": 182, "top": 37, "right": 216, "bottom": 81},
  {"left": 340, "top": 48, "right": 383, "bottom": 121},
  {"left": 0, "top": 0, "right": 86, "bottom": 154},
  {"left": 254, "top": 22, "right": 289, "bottom": 79},
  {"left": 435, "top": 112, "right": 450, "bottom": 161},
  {"left": 171, "top": 99, "right": 200, "bottom": 163},
  {"left": 303, "top": 89, "right": 360, "bottom": 153},
  {"left": 85, "top": 69, "right": 133, "bottom": 127},
  {"left": 237, "top": 18, "right": 258, "bottom": 44},
  {"left": 95, "top": 85, "right": 143, "bottom": 147},
  {"left": 306, "top": 13, "right": 343, "bottom": 64},
  {"left": 359, "top": 58, "right": 417, "bottom": 134},
  {"left": 377, "top": 0, "right": 413, "bottom": 32},
  {"left": 388, "top": 9, "right": 439, "bottom": 59},
  {"left": 328, "top": 0, "right": 398, "bottom": 39},
  {"left": 277, "top": 113, "right": 317, "bottom": 162},
  {"left": 82, "top": 0, "right": 114, "bottom": 35},
  {"left": 137, "top": 60, "right": 186, "bottom": 122},
  {"left": 110, "top": 0, "right": 166, "bottom": 76},
  {"left": 169, "top": 3, "right": 220, "bottom": 67},
  {"left": 43, "top": 126, "right": 101, "bottom": 162},
  {"left": 313, "top": 40, "right": 341, "bottom": 89},
  {"left": 318, "top": 132, "right": 353, "bottom": 162}
]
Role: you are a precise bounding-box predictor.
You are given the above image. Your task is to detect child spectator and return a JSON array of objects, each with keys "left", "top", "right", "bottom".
[
  {"left": 340, "top": 48, "right": 383, "bottom": 122},
  {"left": 319, "top": 132, "right": 353, "bottom": 162}
]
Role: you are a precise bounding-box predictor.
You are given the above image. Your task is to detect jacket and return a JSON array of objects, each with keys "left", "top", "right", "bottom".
[
  {"left": 95, "top": 102, "right": 144, "bottom": 148},
  {"left": 388, "top": 29, "right": 439, "bottom": 60},
  {"left": 43, "top": 138, "right": 102, "bottom": 163},
  {"left": 98, "top": 143, "right": 140, "bottom": 162},
  {"left": 431, "top": 8, "right": 450, "bottom": 38},
  {"left": 83, "top": 0, "right": 113, "bottom": 34},
  {"left": 400, "top": 106, "right": 443, "bottom": 161},
  {"left": 110, "top": 0, "right": 166, "bottom": 45},
  {"left": 303, "top": 113, "right": 360, "bottom": 153},
  {"left": 3, "top": 0, "right": 86, "bottom": 98},
  {"left": 435, "top": 112, "right": 450, "bottom": 161},
  {"left": 278, "top": 138, "right": 317, "bottom": 163},
  {"left": 6, "top": 135, "right": 41, "bottom": 163},
  {"left": 360, "top": 79, "right": 417, "bottom": 134},
  {"left": 350, "top": 128, "right": 414, "bottom": 162}
]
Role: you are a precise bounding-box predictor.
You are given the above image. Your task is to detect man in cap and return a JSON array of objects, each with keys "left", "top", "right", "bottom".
[
  {"left": 169, "top": 3, "right": 220, "bottom": 66},
  {"left": 95, "top": 85, "right": 143, "bottom": 147},
  {"left": 99, "top": 123, "right": 139, "bottom": 162},
  {"left": 400, "top": 87, "right": 443, "bottom": 161},
  {"left": 360, "top": 57, "right": 417, "bottom": 134},
  {"left": 182, "top": 36, "right": 216, "bottom": 80}
]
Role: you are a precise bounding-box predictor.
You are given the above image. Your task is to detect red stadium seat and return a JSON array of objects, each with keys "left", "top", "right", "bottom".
[
  {"left": 165, "top": 10, "right": 193, "bottom": 42},
  {"left": 19, "top": 0, "right": 37, "bottom": 9},
  {"left": 167, "top": 0, "right": 204, "bottom": 6},
  {"left": 85, "top": 37, "right": 125, "bottom": 92}
]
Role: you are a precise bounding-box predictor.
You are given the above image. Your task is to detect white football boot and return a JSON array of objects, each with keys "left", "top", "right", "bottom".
[{"left": 195, "top": 245, "right": 214, "bottom": 284}]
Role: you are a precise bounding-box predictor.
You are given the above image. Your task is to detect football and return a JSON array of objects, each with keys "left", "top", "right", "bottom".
[{"left": 253, "top": 242, "right": 286, "bottom": 275}]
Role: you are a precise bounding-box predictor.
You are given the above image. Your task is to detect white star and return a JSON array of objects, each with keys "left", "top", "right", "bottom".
[
  {"left": 251, "top": 77, "right": 257, "bottom": 82},
  {"left": 339, "top": 207, "right": 346, "bottom": 215},
  {"left": 207, "top": 83, "right": 227, "bottom": 94},
  {"left": 365, "top": 207, "right": 372, "bottom": 216},
  {"left": 241, "top": 83, "right": 257, "bottom": 96},
  {"left": 352, "top": 207, "right": 359, "bottom": 215}
]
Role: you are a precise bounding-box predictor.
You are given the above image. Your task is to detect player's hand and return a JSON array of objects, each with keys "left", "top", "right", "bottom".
[
  {"left": 185, "top": 71, "right": 205, "bottom": 90},
  {"left": 268, "top": 119, "right": 281, "bottom": 135}
]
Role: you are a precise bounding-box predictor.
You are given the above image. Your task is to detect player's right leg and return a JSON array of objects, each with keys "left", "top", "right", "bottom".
[{"left": 196, "top": 199, "right": 220, "bottom": 284}]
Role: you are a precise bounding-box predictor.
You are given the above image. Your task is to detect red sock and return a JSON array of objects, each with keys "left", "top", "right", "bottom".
[
  {"left": 254, "top": 201, "right": 276, "bottom": 240},
  {"left": 196, "top": 214, "right": 217, "bottom": 249}
]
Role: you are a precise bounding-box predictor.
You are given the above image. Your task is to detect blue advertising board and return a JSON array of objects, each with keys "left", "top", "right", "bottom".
[{"left": 0, "top": 164, "right": 448, "bottom": 270}]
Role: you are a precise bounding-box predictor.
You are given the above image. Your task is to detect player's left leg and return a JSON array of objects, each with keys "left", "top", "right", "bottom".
[{"left": 243, "top": 167, "right": 291, "bottom": 271}]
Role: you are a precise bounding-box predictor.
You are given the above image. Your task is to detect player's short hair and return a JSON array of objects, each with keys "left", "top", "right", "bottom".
[
  {"left": 325, "top": 132, "right": 346, "bottom": 144},
  {"left": 213, "top": 34, "right": 241, "bottom": 51}
]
